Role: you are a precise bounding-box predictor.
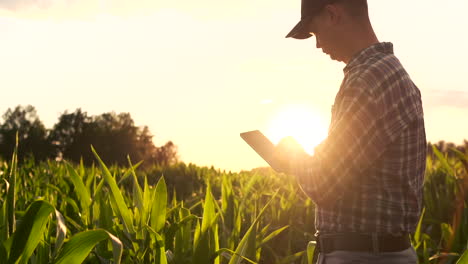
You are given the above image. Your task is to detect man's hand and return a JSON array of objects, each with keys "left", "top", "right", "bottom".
[{"left": 273, "top": 136, "right": 309, "bottom": 174}]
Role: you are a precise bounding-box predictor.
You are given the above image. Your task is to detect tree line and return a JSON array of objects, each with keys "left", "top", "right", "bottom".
[{"left": 0, "top": 105, "right": 177, "bottom": 166}]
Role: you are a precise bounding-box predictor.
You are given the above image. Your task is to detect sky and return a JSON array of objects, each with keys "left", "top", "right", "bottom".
[{"left": 1, "top": 0, "right": 467, "bottom": 172}]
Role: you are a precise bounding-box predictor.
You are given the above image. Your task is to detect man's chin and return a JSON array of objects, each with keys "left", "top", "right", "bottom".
[
  {"left": 329, "top": 54, "right": 343, "bottom": 62},
  {"left": 322, "top": 51, "right": 342, "bottom": 62}
]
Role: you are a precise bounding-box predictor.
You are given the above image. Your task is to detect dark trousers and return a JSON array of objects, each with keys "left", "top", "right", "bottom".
[{"left": 316, "top": 247, "right": 418, "bottom": 264}]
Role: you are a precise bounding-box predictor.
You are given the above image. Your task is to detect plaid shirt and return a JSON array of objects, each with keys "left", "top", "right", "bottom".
[{"left": 295, "top": 42, "right": 426, "bottom": 235}]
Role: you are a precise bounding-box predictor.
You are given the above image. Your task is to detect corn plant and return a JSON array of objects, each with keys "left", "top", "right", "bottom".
[{"left": 2, "top": 142, "right": 466, "bottom": 263}]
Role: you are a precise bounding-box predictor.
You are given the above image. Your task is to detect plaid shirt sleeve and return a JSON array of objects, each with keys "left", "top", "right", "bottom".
[{"left": 294, "top": 76, "right": 421, "bottom": 207}]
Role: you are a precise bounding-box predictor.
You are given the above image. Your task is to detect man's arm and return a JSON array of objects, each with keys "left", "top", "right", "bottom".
[{"left": 291, "top": 77, "right": 420, "bottom": 207}]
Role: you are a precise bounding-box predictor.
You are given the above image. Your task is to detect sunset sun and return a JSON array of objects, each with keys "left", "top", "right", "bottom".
[{"left": 266, "top": 105, "right": 328, "bottom": 155}]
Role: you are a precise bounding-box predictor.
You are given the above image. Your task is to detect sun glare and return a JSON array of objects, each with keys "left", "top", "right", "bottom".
[{"left": 266, "top": 105, "right": 328, "bottom": 155}]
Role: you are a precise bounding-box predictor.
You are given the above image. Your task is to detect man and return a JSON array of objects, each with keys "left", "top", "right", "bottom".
[{"left": 276, "top": 0, "right": 426, "bottom": 263}]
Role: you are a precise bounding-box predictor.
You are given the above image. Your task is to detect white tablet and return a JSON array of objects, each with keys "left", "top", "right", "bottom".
[{"left": 240, "top": 130, "right": 281, "bottom": 171}]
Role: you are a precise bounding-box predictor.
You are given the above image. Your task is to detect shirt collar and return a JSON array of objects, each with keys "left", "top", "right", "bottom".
[{"left": 343, "top": 42, "right": 394, "bottom": 73}]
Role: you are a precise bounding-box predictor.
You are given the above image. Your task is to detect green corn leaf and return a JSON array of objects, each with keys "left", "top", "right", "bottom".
[
  {"left": 1, "top": 179, "right": 10, "bottom": 242},
  {"left": 258, "top": 225, "right": 289, "bottom": 248},
  {"left": 238, "top": 174, "right": 261, "bottom": 212},
  {"left": 53, "top": 210, "right": 67, "bottom": 258},
  {"left": 91, "top": 146, "right": 135, "bottom": 234},
  {"left": 127, "top": 157, "right": 144, "bottom": 213},
  {"left": 0, "top": 241, "right": 8, "bottom": 262},
  {"left": 432, "top": 146, "right": 455, "bottom": 175},
  {"left": 451, "top": 148, "right": 468, "bottom": 161},
  {"left": 93, "top": 178, "right": 105, "bottom": 198},
  {"left": 193, "top": 230, "right": 217, "bottom": 264},
  {"left": 193, "top": 185, "right": 220, "bottom": 264},
  {"left": 98, "top": 194, "right": 114, "bottom": 231},
  {"left": 65, "top": 162, "right": 91, "bottom": 212},
  {"left": 215, "top": 248, "right": 257, "bottom": 264},
  {"left": 457, "top": 249, "right": 468, "bottom": 264},
  {"left": 119, "top": 158, "right": 143, "bottom": 185},
  {"left": 171, "top": 187, "right": 178, "bottom": 209},
  {"left": 6, "top": 133, "right": 18, "bottom": 238},
  {"left": 141, "top": 176, "right": 152, "bottom": 227},
  {"left": 8, "top": 200, "right": 55, "bottom": 264},
  {"left": 307, "top": 241, "right": 316, "bottom": 264},
  {"left": 221, "top": 175, "right": 233, "bottom": 228},
  {"left": 151, "top": 176, "right": 167, "bottom": 232},
  {"left": 212, "top": 218, "right": 220, "bottom": 264},
  {"left": 193, "top": 219, "right": 201, "bottom": 250},
  {"left": 201, "top": 184, "right": 216, "bottom": 234},
  {"left": 441, "top": 223, "right": 454, "bottom": 247},
  {"left": 451, "top": 148, "right": 468, "bottom": 173},
  {"left": 55, "top": 229, "right": 123, "bottom": 264},
  {"left": 259, "top": 224, "right": 271, "bottom": 240},
  {"left": 413, "top": 207, "right": 425, "bottom": 249},
  {"left": 174, "top": 208, "right": 194, "bottom": 262},
  {"left": 144, "top": 225, "right": 168, "bottom": 264},
  {"left": 245, "top": 221, "right": 256, "bottom": 262},
  {"left": 228, "top": 190, "right": 278, "bottom": 264},
  {"left": 278, "top": 251, "right": 305, "bottom": 264}
]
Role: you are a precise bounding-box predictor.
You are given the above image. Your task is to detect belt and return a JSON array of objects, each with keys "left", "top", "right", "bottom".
[{"left": 316, "top": 233, "right": 411, "bottom": 254}]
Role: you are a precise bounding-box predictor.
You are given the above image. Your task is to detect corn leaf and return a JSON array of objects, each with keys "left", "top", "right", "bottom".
[
  {"left": 55, "top": 229, "right": 123, "bottom": 264},
  {"left": 307, "top": 241, "right": 316, "bottom": 264},
  {"left": 53, "top": 210, "right": 67, "bottom": 258},
  {"left": 216, "top": 248, "right": 257, "bottom": 264},
  {"left": 413, "top": 207, "right": 425, "bottom": 249},
  {"left": 278, "top": 251, "right": 304, "bottom": 264},
  {"left": 457, "top": 249, "right": 468, "bottom": 264},
  {"left": 6, "top": 134, "right": 18, "bottom": 238},
  {"left": 151, "top": 176, "right": 167, "bottom": 232},
  {"left": 65, "top": 162, "right": 91, "bottom": 212},
  {"left": 118, "top": 158, "right": 143, "bottom": 186},
  {"left": 258, "top": 225, "right": 289, "bottom": 248},
  {"left": 8, "top": 200, "right": 55, "bottom": 264},
  {"left": 141, "top": 176, "right": 152, "bottom": 227},
  {"left": 144, "top": 225, "right": 168, "bottom": 264},
  {"left": 228, "top": 190, "right": 278, "bottom": 264},
  {"left": 1, "top": 179, "right": 10, "bottom": 242},
  {"left": 432, "top": 146, "right": 455, "bottom": 175},
  {"left": 0, "top": 240, "right": 8, "bottom": 262},
  {"left": 193, "top": 185, "right": 219, "bottom": 264},
  {"left": 127, "top": 157, "right": 144, "bottom": 213},
  {"left": 91, "top": 146, "right": 135, "bottom": 234}
]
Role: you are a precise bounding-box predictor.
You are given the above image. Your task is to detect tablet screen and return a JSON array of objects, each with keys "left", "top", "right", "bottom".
[{"left": 240, "top": 130, "right": 281, "bottom": 171}]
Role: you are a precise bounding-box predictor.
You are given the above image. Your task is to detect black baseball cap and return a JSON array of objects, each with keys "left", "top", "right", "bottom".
[{"left": 285, "top": 0, "right": 339, "bottom": 39}]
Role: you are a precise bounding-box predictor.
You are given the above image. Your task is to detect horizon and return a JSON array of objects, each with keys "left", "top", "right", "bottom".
[{"left": 1, "top": 0, "right": 467, "bottom": 172}]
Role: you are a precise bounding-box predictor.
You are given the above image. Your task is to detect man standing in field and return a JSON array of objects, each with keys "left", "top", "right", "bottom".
[{"left": 277, "top": 0, "right": 427, "bottom": 263}]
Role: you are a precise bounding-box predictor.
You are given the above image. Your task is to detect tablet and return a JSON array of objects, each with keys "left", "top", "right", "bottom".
[{"left": 240, "top": 130, "right": 281, "bottom": 171}]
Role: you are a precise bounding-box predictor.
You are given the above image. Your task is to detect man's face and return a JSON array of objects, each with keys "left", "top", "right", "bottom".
[{"left": 305, "top": 9, "right": 346, "bottom": 62}]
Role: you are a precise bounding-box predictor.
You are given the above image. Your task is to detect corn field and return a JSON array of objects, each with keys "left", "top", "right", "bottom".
[{"left": 0, "top": 143, "right": 467, "bottom": 264}]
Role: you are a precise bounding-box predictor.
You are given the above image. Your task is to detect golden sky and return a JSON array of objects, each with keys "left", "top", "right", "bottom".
[{"left": 1, "top": 0, "right": 467, "bottom": 172}]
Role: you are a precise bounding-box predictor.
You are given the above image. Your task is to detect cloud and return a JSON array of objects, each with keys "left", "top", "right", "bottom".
[{"left": 424, "top": 89, "right": 468, "bottom": 109}]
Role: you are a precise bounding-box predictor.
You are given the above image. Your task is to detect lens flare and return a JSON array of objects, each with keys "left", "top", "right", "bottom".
[{"left": 265, "top": 105, "right": 327, "bottom": 154}]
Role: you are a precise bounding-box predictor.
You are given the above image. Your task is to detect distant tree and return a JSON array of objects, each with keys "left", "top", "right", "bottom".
[
  {"left": 0, "top": 105, "right": 53, "bottom": 161},
  {"left": 48, "top": 109, "right": 91, "bottom": 162},
  {"left": 154, "top": 141, "right": 178, "bottom": 166},
  {"left": 49, "top": 109, "right": 178, "bottom": 166},
  {"left": 136, "top": 126, "right": 158, "bottom": 162},
  {"left": 89, "top": 112, "right": 141, "bottom": 165}
]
